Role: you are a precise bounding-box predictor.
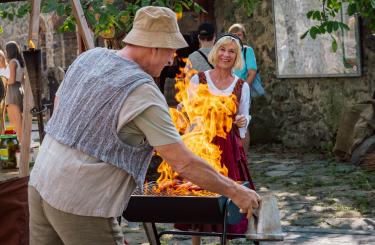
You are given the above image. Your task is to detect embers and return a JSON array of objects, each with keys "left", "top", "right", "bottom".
[{"left": 134, "top": 181, "right": 219, "bottom": 197}]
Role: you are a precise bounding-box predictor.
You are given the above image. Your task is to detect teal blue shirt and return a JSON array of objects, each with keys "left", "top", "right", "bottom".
[{"left": 233, "top": 45, "right": 257, "bottom": 80}]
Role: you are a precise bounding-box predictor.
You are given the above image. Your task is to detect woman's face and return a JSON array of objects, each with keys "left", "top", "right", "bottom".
[
  {"left": 216, "top": 42, "right": 238, "bottom": 70},
  {"left": 232, "top": 31, "right": 244, "bottom": 41}
]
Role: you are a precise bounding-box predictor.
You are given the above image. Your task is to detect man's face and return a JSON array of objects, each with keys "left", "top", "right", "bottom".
[{"left": 148, "top": 48, "right": 176, "bottom": 77}]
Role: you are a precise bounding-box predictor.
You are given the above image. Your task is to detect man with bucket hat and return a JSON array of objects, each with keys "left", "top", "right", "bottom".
[{"left": 28, "top": 6, "right": 260, "bottom": 244}]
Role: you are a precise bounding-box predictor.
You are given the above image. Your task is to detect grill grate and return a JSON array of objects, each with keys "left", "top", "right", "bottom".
[{"left": 133, "top": 181, "right": 219, "bottom": 197}]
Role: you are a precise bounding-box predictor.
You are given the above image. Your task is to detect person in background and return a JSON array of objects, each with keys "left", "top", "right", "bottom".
[
  {"left": 0, "top": 50, "right": 9, "bottom": 79},
  {"left": 184, "top": 22, "right": 216, "bottom": 73},
  {"left": 5, "top": 41, "right": 25, "bottom": 143},
  {"left": 28, "top": 7, "right": 259, "bottom": 245},
  {"left": 228, "top": 23, "right": 258, "bottom": 151},
  {"left": 0, "top": 50, "right": 9, "bottom": 132},
  {"left": 175, "top": 33, "right": 255, "bottom": 245}
]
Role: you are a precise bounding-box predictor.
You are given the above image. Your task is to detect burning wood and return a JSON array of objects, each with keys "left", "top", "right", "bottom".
[{"left": 140, "top": 181, "right": 219, "bottom": 197}]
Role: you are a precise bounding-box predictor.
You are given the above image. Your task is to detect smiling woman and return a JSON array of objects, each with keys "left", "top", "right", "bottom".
[
  {"left": 174, "top": 33, "right": 254, "bottom": 245},
  {"left": 208, "top": 34, "right": 243, "bottom": 71}
]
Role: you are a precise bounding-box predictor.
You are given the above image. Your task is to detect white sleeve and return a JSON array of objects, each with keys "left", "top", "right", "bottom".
[
  {"left": 238, "top": 81, "right": 251, "bottom": 139},
  {"left": 187, "top": 74, "right": 199, "bottom": 99}
]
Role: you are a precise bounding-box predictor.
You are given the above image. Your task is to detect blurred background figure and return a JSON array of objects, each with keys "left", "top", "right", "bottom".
[
  {"left": 228, "top": 23, "right": 259, "bottom": 151},
  {"left": 5, "top": 41, "right": 25, "bottom": 143},
  {"left": 0, "top": 50, "right": 9, "bottom": 132},
  {"left": 184, "top": 22, "right": 216, "bottom": 73}
]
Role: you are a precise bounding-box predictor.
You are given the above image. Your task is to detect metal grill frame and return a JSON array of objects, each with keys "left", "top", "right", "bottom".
[{"left": 122, "top": 182, "right": 251, "bottom": 245}]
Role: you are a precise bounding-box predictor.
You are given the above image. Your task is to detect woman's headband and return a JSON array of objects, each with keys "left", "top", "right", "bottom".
[{"left": 214, "top": 33, "right": 243, "bottom": 50}]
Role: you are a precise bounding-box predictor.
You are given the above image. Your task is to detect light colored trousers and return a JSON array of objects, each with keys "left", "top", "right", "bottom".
[{"left": 28, "top": 186, "right": 124, "bottom": 245}]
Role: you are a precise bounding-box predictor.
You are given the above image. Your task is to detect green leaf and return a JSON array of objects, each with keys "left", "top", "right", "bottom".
[
  {"left": 318, "top": 25, "right": 326, "bottom": 34},
  {"left": 332, "top": 21, "right": 339, "bottom": 31},
  {"left": 307, "top": 10, "right": 314, "bottom": 19},
  {"left": 327, "top": 21, "right": 333, "bottom": 33},
  {"left": 300, "top": 30, "right": 309, "bottom": 39},
  {"left": 141, "top": 0, "right": 151, "bottom": 7},
  {"left": 347, "top": 3, "right": 357, "bottom": 15},
  {"left": 370, "top": 0, "right": 375, "bottom": 9},
  {"left": 41, "top": 0, "right": 57, "bottom": 13},
  {"left": 7, "top": 13, "right": 14, "bottom": 21},
  {"left": 86, "top": 12, "right": 96, "bottom": 26},
  {"left": 310, "top": 26, "right": 320, "bottom": 39},
  {"left": 0, "top": 26, "right": 3, "bottom": 34},
  {"left": 56, "top": 4, "right": 65, "bottom": 16},
  {"left": 193, "top": 2, "right": 206, "bottom": 13},
  {"left": 16, "top": 3, "right": 31, "bottom": 18},
  {"left": 175, "top": 3, "right": 183, "bottom": 13},
  {"left": 339, "top": 22, "right": 350, "bottom": 31},
  {"left": 181, "top": 1, "right": 191, "bottom": 10},
  {"left": 332, "top": 38, "right": 338, "bottom": 52},
  {"left": 312, "top": 11, "right": 321, "bottom": 20}
]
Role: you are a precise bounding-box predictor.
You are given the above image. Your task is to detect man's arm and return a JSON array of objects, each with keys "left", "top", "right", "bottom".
[{"left": 155, "top": 141, "right": 260, "bottom": 218}]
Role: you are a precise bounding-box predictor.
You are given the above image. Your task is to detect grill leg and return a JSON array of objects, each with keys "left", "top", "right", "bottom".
[
  {"left": 221, "top": 199, "right": 230, "bottom": 245},
  {"left": 143, "top": 223, "right": 160, "bottom": 245}
]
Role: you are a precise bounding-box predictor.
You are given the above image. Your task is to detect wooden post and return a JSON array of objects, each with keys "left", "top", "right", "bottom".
[
  {"left": 19, "top": 72, "right": 34, "bottom": 177},
  {"left": 19, "top": 0, "right": 40, "bottom": 177},
  {"left": 28, "top": 0, "right": 41, "bottom": 47},
  {"left": 71, "top": 0, "right": 95, "bottom": 50}
]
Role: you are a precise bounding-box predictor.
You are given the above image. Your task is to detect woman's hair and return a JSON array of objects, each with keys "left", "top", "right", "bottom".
[
  {"left": 0, "top": 50, "right": 7, "bottom": 68},
  {"left": 5, "top": 41, "right": 24, "bottom": 68},
  {"left": 228, "top": 23, "right": 246, "bottom": 38},
  {"left": 208, "top": 35, "right": 243, "bottom": 71}
]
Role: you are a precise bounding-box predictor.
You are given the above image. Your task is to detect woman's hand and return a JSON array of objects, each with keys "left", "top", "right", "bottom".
[{"left": 234, "top": 115, "right": 247, "bottom": 128}]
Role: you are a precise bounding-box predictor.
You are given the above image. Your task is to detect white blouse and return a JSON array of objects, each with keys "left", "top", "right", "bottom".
[
  {"left": 0, "top": 66, "right": 10, "bottom": 79},
  {"left": 188, "top": 70, "right": 251, "bottom": 138}
]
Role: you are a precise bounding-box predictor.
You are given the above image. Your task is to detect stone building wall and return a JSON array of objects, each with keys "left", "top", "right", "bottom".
[
  {"left": 0, "top": 13, "right": 77, "bottom": 71},
  {"left": 215, "top": 0, "right": 375, "bottom": 149}
]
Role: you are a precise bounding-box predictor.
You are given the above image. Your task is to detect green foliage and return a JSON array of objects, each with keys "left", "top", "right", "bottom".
[
  {"left": 234, "top": 0, "right": 260, "bottom": 17},
  {"left": 0, "top": 0, "right": 205, "bottom": 41},
  {"left": 301, "top": 0, "right": 375, "bottom": 52}
]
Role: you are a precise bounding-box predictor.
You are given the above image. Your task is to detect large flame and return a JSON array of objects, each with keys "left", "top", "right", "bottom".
[{"left": 152, "top": 59, "right": 238, "bottom": 196}]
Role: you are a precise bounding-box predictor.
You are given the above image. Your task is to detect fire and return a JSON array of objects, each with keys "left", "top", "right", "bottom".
[
  {"left": 28, "top": 40, "right": 36, "bottom": 49},
  {"left": 175, "top": 11, "right": 183, "bottom": 20},
  {"left": 152, "top": 59, "right": 238, "bottom": 196}
]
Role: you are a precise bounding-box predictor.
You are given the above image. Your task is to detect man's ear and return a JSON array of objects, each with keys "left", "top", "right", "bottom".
[{"left": 151, "top": 47, "right": 158, "bottom": 56}]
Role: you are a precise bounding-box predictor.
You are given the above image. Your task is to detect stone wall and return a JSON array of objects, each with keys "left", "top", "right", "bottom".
[
  {"left": 215, "top": 0, "right": 375, "bottom": 149},
  {"left": 0, "top": 13, "right": 77, "bottom": 71}
]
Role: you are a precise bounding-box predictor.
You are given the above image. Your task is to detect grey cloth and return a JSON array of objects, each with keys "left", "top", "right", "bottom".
[
  {"left": 45, "top": 47, "right": 154, "bottom": 187},
  {"left": 187, "top": 48, "right": 213, "bottom": 72},
  {"left": 5, "top": 82, "right": 23, "bottom": 111}
]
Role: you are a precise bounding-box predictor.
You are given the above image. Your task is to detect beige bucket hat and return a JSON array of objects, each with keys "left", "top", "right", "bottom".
[{"left": 123, "top": 6, "right": 188, "bottom": 49}]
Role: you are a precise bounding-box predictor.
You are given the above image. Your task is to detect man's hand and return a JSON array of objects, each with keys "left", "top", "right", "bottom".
[
  {"left": 231, "top": 185, "right": 260, "bottom": 219},
  {"left": 234, "top": 115, "right": 247, "bottom": 128}
]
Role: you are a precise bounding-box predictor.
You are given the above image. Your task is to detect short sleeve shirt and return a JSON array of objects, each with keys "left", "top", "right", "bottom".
[{"left": 233, "top": 45, "right": 257, "bottom": 81}]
